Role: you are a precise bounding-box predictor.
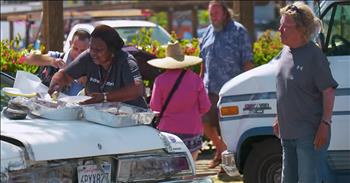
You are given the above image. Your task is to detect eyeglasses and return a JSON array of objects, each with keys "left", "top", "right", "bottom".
[{"left": 286, "top": 5, "right": 305, "bottom": 27}]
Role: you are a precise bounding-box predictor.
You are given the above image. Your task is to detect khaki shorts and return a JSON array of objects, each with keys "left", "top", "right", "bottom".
[{"left": 202, "top": 93, "right": 220, "bottom": 127}]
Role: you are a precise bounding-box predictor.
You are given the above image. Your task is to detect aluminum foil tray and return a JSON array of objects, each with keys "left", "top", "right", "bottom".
[
  {"left": 30, "top": 102, "right": 82, "bottom": 121},
  {"left": 28, "top": 98, "right": 82, "bottom": 121},
  {"left": 82, "top": 102, "right": 154, "bottom": 128}
]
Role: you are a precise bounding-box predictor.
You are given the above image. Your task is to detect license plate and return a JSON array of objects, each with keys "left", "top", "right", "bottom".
[{"left": 77, "top": 163, "right": 111, "bottom": 183}]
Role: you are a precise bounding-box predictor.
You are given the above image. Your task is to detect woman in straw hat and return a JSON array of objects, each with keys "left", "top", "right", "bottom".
[{"left": 148, "top": 41, "right": 211, "bottom": 160}]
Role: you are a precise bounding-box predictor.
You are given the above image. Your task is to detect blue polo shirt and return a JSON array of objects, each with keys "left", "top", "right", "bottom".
[{"left": 200, "top": 20, "right": 253, "bottom": 94}]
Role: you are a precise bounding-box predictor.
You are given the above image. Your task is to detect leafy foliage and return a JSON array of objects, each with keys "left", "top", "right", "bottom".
[
  {"left": 1, "top": 35, "right": 41, "bottom": 76},
  {"left": 198, "top": 10, "right": 209, "bottom": 26},
  {"left": 253, "top": 30, "right": 283, "bottom": 66},
  {"left": 131, "top": 29, "right": 201, "bottom": 74},
  {"left": 131, "top": 29, "right": 200, "bottom": 58},
  {"left": 149, "top": 12, "right": 168, "bottom": 29},
  {"left": 131, "top": 28, "right": 166, "bottom": 58}
]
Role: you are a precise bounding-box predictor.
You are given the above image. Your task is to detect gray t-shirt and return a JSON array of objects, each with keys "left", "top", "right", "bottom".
[
  {"left": 276, "top": 42, "right": 338, "bottom": 139},
  {"left": 65, "top": 49, "right": 147, "bottom": 108}
]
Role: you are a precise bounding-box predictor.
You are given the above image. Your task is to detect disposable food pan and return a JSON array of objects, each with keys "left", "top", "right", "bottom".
[
  {"left": 29, "top": 98, "right": 82, "bottom": 121},
  {"left": 82, "top": 102, "right": 154, "bottom": 128}
]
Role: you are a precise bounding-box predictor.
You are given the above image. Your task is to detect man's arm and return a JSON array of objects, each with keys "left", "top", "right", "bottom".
[
  {"left": 314, "top": 87, "right": 336, "bottom": 150},
  {"left": 321, "top": 87, "right": 336, "bottom": 122},
  {"left": 199, "top": 62, "right": 205, "bottom": 78},
  {"left": 24, "top": 54, "right": 66, "bottom": 68},
  {"left": 273, "top": 116, "right": 280, "bottom": 138}
]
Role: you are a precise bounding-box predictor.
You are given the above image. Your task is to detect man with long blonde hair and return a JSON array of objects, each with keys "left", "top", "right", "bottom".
[{"left": 274, "top": 2, "right": 337, "bottom": 182}]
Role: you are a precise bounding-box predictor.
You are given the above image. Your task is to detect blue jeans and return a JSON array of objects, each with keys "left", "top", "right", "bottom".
[{"left": 281, "top": 135, "right": 335, "bottom": 183}]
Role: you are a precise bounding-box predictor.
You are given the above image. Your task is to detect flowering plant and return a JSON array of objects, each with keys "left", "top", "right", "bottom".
[
  {"left": 253, "top": 30, "right": 283, "bottom": 66},
  {"left": 130, "top": 29, "right": 202, "bottom": 92},
  {"left": 1, "top": 35, "right": 40, "bottom": 76},
  {"left": 131, "top": 29, "right": 200, "bottom": 58},
  {"left": 131, "top": 29, "right": 201, "bottom": 74}
]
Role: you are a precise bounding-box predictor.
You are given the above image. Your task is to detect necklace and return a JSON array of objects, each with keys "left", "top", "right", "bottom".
[{"left": 98, "top": 64, "right": 113, "bottom": 92}]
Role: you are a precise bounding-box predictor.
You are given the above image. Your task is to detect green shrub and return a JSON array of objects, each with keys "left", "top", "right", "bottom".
[
  {"left": 253, "top": 30, "right": 283, "bottom": 66},
  {"left": 1, "top": 35, "right": 41, "bottom": 76}
]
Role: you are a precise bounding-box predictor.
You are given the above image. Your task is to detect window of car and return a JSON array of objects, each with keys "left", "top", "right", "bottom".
[
  {"left": 115, "top": 26, "right": 171, "bottom": 45},
  {"left": 322, "top": 3, "right": 350, "bottom": 56}
]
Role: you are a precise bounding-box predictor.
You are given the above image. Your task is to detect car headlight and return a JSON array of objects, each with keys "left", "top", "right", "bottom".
[{"left": 117, "top": 153, "right": 193, "bottom": 182}]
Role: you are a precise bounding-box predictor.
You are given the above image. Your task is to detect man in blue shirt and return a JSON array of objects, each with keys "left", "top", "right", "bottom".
[
  {"left": 25, "top": 30, "right": 91, "bottom": 95},
  {"left": 200, "top": 0, "right": 254, "bottom": 170}
]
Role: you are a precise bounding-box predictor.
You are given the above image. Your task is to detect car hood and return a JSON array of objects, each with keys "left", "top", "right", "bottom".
[
  {"left": 1, "top": 116, "right": 165, "bottom": 161},
  {"left": 219, "top": 59, "right": 278, "bottom": 98}
]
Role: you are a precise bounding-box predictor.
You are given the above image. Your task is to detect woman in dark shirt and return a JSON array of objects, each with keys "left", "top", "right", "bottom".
[{"left": 48, "top": 25, "right": 147, "bottom": 108}]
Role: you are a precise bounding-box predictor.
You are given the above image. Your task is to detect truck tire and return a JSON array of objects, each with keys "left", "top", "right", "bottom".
[{"left": 243, "top": 138, "right": 282, "bottom": 183}]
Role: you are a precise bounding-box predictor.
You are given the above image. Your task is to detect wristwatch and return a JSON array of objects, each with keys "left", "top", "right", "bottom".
[
  {"left": 103, "top": 92, "right": 108, "bottom": 103},
  {"left": 322, "top": 119, "right": 332, "bottom": 126}
]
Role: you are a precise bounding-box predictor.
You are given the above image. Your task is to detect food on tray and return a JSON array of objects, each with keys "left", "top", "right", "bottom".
[
  {"left": 34, "top": 98, "right": 62, "bottom": 108},
  {"left": 101, "top": 108, "right": 129, "bottom": 115},
  {"left": 51, "top": 91, "right": 59, "bottom": 101}
]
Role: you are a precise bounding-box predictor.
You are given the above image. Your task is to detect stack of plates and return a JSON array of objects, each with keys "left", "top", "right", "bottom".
[{"left": 2, "top": 87, "right": 37, "bottom": 98}]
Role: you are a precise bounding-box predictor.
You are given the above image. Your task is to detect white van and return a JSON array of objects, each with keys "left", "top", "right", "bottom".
[{"left": 218, "top": 1, "right": 350, "bottom": 183}]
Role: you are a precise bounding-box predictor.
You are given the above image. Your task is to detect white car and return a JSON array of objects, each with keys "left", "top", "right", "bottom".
[
  {"left": 219, "top": 1, "right": 350, "bottom": 183},
  {"left": 0, "top": 72, "right": 213, "bottom": 183},
  {"left": 64, "top": 20, "right": 172, "bottom": 52}
]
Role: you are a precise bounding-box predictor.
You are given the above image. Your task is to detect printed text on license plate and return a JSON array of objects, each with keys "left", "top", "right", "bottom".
[{"left": 77, "top": 163, "right": 111, "bottom": 183}]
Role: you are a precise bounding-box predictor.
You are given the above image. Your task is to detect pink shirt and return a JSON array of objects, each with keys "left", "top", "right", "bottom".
[{"left": 150, "top": 69, "right": 211, "bottom": 135}]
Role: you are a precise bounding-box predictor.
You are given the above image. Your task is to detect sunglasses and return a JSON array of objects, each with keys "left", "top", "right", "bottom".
[{"left": 286, "top": 5, "right": 305, "bottom": 27}]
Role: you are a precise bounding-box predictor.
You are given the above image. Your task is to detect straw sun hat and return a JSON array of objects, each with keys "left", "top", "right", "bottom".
[{"left": 147, "top": 41, "right": 202, "bottom": 69}]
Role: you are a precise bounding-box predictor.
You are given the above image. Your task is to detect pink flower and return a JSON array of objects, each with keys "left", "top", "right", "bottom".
[{"left": 18, "top": 55, "right": 26, "bottom": 64}]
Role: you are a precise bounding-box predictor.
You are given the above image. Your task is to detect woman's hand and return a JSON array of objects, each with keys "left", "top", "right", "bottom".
[
  {"left": 48, "top": 70, "right": 72, "bottom": 95},
  {"left": 79, "top": 93, "right": 104, "bottom": 105}
]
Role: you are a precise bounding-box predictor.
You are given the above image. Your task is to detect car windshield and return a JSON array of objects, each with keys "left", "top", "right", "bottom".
[{"left": 115, "top": 27, "right": 171, "bottom": 45}]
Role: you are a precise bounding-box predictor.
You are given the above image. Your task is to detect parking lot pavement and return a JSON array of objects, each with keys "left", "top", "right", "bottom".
[{"left": 195, "top": 151, "right": 243, "bottom": 183}]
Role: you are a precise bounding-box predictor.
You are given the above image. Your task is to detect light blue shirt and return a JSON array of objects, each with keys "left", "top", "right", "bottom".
[{"left": 200, "top": 20, "right": 253, "bottom": 94}]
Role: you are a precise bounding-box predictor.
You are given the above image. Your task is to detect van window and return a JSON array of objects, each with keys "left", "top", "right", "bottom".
[{"left": 323, "top": 4, "right": 350, "bottom": 56}]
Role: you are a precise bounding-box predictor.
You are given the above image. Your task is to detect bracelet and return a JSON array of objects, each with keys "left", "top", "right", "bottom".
[
  {"left": 321, "top": 119, "right": 332, "bottom": 126},
  {"left": 103, "top": 93, "right": 108, "bottom": 103}
]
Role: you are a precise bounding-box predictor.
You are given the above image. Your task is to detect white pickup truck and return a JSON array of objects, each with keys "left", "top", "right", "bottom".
[
  {"left": 0, "top": 72, "right": 212, "bottom": 183},
  {"left": 219, "top": 1, "right": 350, "bottom": 183}
]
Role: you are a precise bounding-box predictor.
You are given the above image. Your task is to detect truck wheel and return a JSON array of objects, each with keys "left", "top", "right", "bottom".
[{"left": 243, "top": 138, "right": 282, "bottom": 183}]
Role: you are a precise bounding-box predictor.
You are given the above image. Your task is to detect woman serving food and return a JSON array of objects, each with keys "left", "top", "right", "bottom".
[{"left": 48, "top": 25, "right": 147, "bottom": 108}]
